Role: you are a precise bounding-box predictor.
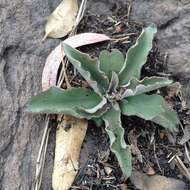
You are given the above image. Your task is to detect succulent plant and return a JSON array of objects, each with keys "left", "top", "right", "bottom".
[{"left": 26, "top": 26, "right": 179, "bottom": 178}]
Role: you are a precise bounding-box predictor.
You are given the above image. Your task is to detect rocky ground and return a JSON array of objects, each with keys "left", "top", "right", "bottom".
[{"left": 0, "top": 0, "right": 190, "bottom": 189}]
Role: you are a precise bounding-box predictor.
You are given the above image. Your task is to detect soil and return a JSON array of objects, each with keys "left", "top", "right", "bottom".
[{"left": 0, "top": 0, "right": 190, "bottom": 190}]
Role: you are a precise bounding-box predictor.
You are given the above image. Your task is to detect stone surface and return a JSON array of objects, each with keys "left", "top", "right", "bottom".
[
  {"left": 0, "top": 0, "right": 60, "bottom": 189},
  {"left": 0, "top": 0, "right": 189, "bottom": 189},
  {"left": 130, "top": 171, "right": 187, "bottom": 190},
  {"left": 131, "top": 0, "right": 190, "bottom": 79},
  {"left": 130, "top": 0, "right": 190, "bottom": 104}
]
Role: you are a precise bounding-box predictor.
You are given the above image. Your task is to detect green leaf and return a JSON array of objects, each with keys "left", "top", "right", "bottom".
[
  {"left": 102, "top": 104, "right": 132, "bottom": 178},
  {"left": 63, "top": 43, "right": 109, "bottom": 95},
  {"left": 83, "top": 97, "right": 107, "bottom": 114},
  {"left": 119, "top": 26, "right": 157, "bottom": 86},
  {"left": 99, "top": 49, "right": 125, "bottom": 80},
  {"left": 120, "top": 94, "right": 179, "bottom": 131},
  {"left": 91, "top": 117, "right": 104, "bottom": 127},
  {"left": 122, "top": 77, "right": 172, "bottom": 98},
  {"left": 26, "top": 86, "right": 103, "bottom": 119}
]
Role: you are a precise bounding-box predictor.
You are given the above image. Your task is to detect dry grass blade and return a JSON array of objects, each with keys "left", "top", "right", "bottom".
[
  {"left": 70, "top": 0, "right": 87, "bottom": 35},
  {"left": 43, "top": 0, "right": 78, "bottom": 40},
  {"left": 179, "top": 126, "right": 190, "bottom": 145},
  {"left": 174, "top": 155, "right": 190, "bottom": 181},
  {"left": 185, "top": 143, "right": 190, "bottom": 163},
  {"left": 34, "top": 118, "right": 51, "bottom": 190}
]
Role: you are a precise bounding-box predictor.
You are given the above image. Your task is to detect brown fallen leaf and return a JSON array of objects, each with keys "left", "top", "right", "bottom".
[
  {"left": 130, "top": 171, "right": 187, "bottom": 190},
  {"left": 63, "top": 33, "right": 110, "bottom": 48},
  {"left": 42, "top": 33, "right": 110, "bottom": 91},
  {"left": 52, "top": 116, "right": 87, "bottom": 190},
  {"left": 43, "top": 0, "right": 78, "bottom": 40}
]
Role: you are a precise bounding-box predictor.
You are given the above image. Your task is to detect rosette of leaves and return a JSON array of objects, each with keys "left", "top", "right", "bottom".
[{"left": 26, "top": 26, "right": 179, "bottom": 178}]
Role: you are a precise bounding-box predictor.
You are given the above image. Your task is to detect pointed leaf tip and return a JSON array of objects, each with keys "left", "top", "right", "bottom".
[
  {"left": 122, "top": 77, "right": 172, "bottom": 98},
  {"left": 119, "top": 25, "right": 157, "bottom": 86},
  {"left": 121, "top": 94, "right": 179, "bottom": 131}
]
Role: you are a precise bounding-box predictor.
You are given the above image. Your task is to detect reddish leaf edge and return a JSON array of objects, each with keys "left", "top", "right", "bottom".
[{"left": 42, "top": 33, "right": 110, "bottom": 91}]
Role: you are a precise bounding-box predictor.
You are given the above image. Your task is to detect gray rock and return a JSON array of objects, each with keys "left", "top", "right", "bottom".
[
  {"left": 130, "top": 171, "right": 187, "bottom": 190},
  {"left": 131, "top": 0, "right": 190, "bottom": 78},
  {"left": 130, "top": 0, "right": 190, "bottom": 105},
  {"left": 0, "top": 0, "right": 60, "bottom": 189}
]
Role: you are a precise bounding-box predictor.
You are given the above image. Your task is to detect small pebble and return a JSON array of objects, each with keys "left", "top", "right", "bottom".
[{"left": 146, "top": 166, "right": 156, "bottom": 176}]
